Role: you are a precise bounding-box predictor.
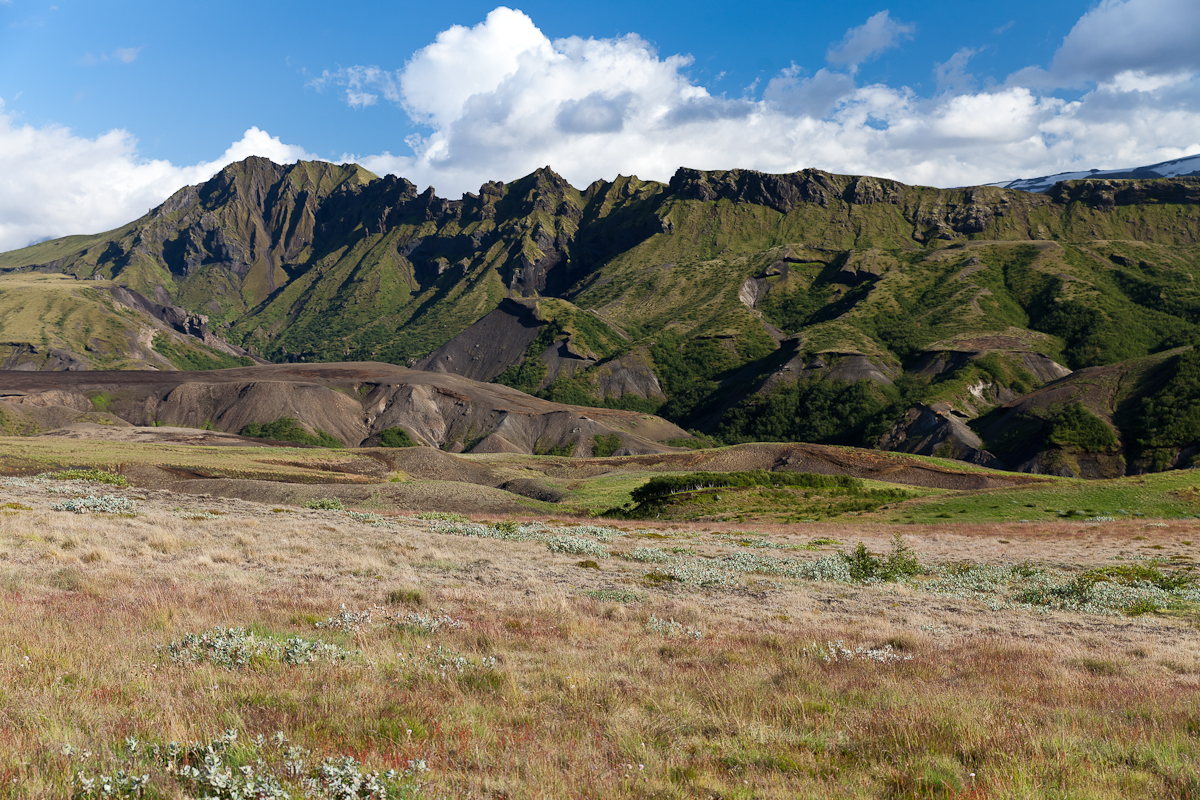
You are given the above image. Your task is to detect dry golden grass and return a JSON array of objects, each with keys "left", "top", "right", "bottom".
[{"left": 1, "top": 478, "right": 1198, "bottom": 798}]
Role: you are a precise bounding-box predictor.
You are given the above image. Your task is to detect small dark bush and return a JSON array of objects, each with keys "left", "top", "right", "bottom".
[{"left": 842, "top": 535, "right": 922, "bottom": 582}]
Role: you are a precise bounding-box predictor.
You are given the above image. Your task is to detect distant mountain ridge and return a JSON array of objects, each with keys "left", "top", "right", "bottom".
[
  {"left": 3, "top": 156, "right": 1200, "bottom": 477},
  {"left": 988, "top": 153, "right": 1200, "bottom": 193}
]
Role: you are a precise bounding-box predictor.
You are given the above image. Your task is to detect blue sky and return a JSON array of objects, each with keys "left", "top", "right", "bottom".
[{"left": 1, "top": 0, "right": 1198, "bottom": 251}]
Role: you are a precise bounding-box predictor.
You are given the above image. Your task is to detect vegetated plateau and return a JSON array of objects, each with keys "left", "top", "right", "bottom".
[{"left": 2, "top": 157, "right": 1200, "bottom": 478}]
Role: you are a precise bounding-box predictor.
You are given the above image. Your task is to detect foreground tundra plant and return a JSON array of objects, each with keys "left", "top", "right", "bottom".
[
  {"left": 163, "top": 627, "right": 353, "bottom": 668},
  {"left": 73, "top": 729, "right": 415, "bottom": 799},
  {"left": 397, "top": 612, "right": 463, "bottom": 635},
  {"left": 315, "top": 605, "right": 374, "bottom": 634},
  {"left": 806, "top": 640, "right": 913, "bottom": 664},
  {"left": 645, "top": 614, "right": 703, "bottom": 639},
  {"left": 50, "top": 495, "right": 137, "bottom": 514}
]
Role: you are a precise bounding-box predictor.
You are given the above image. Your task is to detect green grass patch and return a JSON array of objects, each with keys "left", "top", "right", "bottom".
[
  {"left": 891, "top": 471, "right": 1200, "bottom": 523},
  {"left": 45, "top": 468, "right": 128, "bottom": 487},
  {"left": 240, "top": 418, "right": 343, "bottom": 448},
  {"left": 151, "top": 333, "right": 255, "bottom": 371},
  {"left": 591, "top": 433, "right": 622, "bottom": 458},
  {"left": 378, "top": 427, "right": 418, "bottom": 447},
  {"left": 1047, "top": 402, "right": 1119, "bottom": 451},
  {"left": 86, "top": 392, "right": 116, "bottom": 412}
]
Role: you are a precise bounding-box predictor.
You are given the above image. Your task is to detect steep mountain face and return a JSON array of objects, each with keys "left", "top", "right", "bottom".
[{"left": 3, "top": 158, "right": 1200, "bottom": 476}]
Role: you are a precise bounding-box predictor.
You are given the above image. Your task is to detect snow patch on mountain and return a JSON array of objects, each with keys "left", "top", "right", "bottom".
[{"left": 988, "top": 153, "right": 1200, "bottom": 193}]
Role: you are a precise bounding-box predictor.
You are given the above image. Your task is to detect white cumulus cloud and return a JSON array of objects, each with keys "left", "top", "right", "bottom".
[
  {"left": 0, "top": 107, "right": 315, "bottom": 253},
  {"left": 323, "top": 6, "right": 1200, "bottom": 199}
]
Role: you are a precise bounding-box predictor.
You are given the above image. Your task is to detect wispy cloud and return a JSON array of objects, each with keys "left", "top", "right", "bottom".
[
  {"left": 80, "top": 46, "right": 143, "bottom": 66},
  {"left": 825, "top": 11, "right": 915, "bottom": 75},
  {"left": 934, "top": 48, "right": 978, "bottom": 94},
  {"left": 309, "top": 65, "right": 401, "bottom": 109}
]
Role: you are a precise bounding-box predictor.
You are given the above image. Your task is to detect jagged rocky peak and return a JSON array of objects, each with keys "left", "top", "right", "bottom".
[
  {"left": 843, "top": 175, "right": 905, "bottom": 205},
  {"left": 503, "top": 166, "right": 581, "bottom": 218},
  {"left": 196, "top": 155, "right": 288, "bottom": 210},
  {"left": 152, "top": 157, "right": 377, "bottom": 221},
  {"left": 582, "top": 177, "right": 610, "bottom": 201},
  {"left": 669, "top": 166, "right": 861, "bottom": 212}
]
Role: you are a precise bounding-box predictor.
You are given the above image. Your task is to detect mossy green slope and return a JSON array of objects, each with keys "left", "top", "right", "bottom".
[{"left": 0, "top": 273, "right": 249, "bottom": 371}]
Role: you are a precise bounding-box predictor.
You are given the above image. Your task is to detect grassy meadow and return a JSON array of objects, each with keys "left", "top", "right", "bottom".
[
  {"left": 886, "top": 470, "right": 1200, "bottom": 526},
  {"left": 1, "top": 462, "right": 1199, "bottom": 798}
]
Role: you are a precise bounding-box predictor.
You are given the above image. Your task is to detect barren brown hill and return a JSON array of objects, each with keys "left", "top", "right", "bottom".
[{"left": 0, "top": 362, "right": 688, "bottom": 456}]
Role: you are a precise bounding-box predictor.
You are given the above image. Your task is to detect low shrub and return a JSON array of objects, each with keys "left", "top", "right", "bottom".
[
  {"left": 50, "top": 495, "right": 137, "bottom": 515},
  {"left": 379, "top": 427, "right": 418, "bottom": 447},
  {"left": 305, "top": 498, "right": 346, "bottom": 511},
  {"left": 841, "top": 535, "right": 922, "bottom": 583},
  {"left": 240, "top": 418, "right": 343, "bottom": 448},
  {"left": 162, "top": 627, "right": 352, "bottom": 669}
]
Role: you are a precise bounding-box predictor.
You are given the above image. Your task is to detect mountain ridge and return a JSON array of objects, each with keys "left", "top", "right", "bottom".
[{"left": 4, "top": 157, "right": 1200, "bottom": 478}]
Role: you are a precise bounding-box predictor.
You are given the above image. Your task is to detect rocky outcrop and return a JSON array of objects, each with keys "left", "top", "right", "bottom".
[
  {"left": 670, "top": 167, "right": 864, "bottom": 212},
  {"left": 0, "top": 344, "right": 91, "bottom": 371},
  {"left": 1049, "top": 177, "right": 1200, "bottom": 210},
  {"left": 537, "top": 339, "right": 598, "bottom": 386},
  {"left": 106, "top": 286, "right": 262, "bottom": 361},
  {"left": 761, "top": 345, "right": 897, "bottom": 394},
  {"left": 1008, "top": 447, "right": 1126, "bottom": 480},
  {"left": 584, "top": 350, "right": 666, "bottom": 402},
  {"left": 877, "top": 403, "right": 1004, "bottom": 469},
  {"left": 972, "top": 361, "right": 1139, "bottom": 479}
]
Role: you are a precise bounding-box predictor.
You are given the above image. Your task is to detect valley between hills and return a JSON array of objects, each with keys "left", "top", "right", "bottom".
[{"left": 2, "top": 159, "right": 1200, "bottom": 797}]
